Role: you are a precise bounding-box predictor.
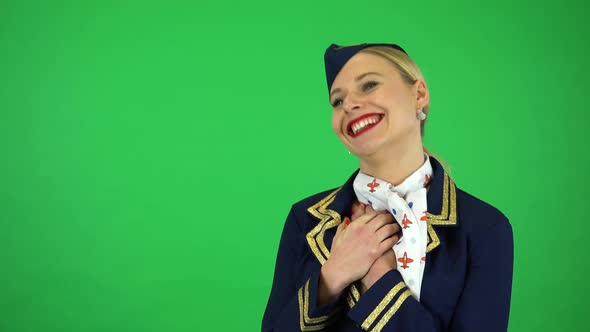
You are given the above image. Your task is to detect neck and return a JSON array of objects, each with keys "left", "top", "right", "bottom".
[{"left": 359, "top": 142, "right": 425, "bottom": 186}]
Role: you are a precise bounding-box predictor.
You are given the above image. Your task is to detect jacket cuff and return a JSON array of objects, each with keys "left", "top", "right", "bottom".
[
  {"left": 297, "top": 269, "right": 343, "bottom": 330},
  {"left": 347, "top": 269, "right": 413, "bottom": 331}
]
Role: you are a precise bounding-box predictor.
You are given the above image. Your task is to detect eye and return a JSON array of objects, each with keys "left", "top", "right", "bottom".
[
  {"left": 331, "top": 98, "right": 343, "bottom": 108},
  {"left": 330, "top": 81, "right": 378, "bottom": 108},
  {"left": 363, "top": 81, "right": 379, "bottom": 91}
]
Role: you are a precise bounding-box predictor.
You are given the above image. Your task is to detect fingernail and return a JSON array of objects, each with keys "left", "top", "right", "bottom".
[{"left": 345, "top": 219, "right": 351, "bottom": 226}]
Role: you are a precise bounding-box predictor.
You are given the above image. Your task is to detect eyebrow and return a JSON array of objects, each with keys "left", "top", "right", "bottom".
[{"left": 329, "top": 72, "right": 384, "bottom": 99}]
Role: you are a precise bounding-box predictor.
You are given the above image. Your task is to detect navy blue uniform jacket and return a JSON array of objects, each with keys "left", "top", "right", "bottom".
[{"left": 262, "top": 156, "right": 514, "bottom": 331}]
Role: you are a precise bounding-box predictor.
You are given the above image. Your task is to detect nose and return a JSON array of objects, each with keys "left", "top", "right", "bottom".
[{"left": 342, "top": 92, "right": 363, "bottom": 114}]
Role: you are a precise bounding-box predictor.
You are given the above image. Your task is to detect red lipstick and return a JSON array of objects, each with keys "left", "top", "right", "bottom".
[{"left": 346, "top": 113, "right": 384, "bottom": 138}]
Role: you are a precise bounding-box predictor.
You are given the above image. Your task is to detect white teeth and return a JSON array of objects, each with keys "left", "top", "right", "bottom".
[{"left": 350, "top": 115, "right": 382, "bottom": 135}]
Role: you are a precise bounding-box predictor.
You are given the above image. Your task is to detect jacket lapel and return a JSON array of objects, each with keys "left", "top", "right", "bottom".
[
  {"left": 305, "top": 156, "right": 458, "bottom": 307},
  {"left": 305, "top": 170, "right": 360, "bottom": 307},
  {"left": 424, "top": 157, "right": 459, "bottom": 252},
  {"left": 305, "top": 169, "right": 358, "bottom": 265}
]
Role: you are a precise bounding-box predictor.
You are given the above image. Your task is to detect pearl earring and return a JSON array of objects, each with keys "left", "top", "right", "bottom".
[{"left": 417, "top": 108, "right": 427, "bottom": 120}]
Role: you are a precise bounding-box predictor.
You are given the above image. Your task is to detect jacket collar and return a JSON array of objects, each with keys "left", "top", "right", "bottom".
[
  {"left": 305, "top": 155, "right": 458, "bottom": 266},
  {"left": 305, "top": 156, "right": 458, "bottom": 307}
]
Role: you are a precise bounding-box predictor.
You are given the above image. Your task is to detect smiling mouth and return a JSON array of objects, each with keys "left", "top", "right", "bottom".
[{"left": 347, "top": 113, "right": 385, "bottom": 138}]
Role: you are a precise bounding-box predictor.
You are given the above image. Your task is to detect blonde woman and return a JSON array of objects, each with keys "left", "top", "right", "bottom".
[{"left": 262, "top": 43, "right": 513, "bottom": 331}]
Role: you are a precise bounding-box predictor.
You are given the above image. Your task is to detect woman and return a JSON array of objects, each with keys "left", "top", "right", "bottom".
[{"left": 261, "top": 43, "right": 513, "bottom": 331}]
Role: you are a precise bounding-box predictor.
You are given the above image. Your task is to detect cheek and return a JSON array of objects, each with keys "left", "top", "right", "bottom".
[
  {"left": 390, "top": 109, "right": 418, "bottom": 137},
  {"left": 384, "top": 94, "right": 413, "bottom": 120},
  {"left": 331, "top": 112, "right": 343, "bottom": 134},
  {"left": 386, "top": 107, "right": 413, "bottom": 131}
]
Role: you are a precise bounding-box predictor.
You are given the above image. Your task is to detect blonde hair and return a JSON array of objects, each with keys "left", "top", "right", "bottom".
[{"left": 359, "top": 46, "right": 451, "bottom": 175}]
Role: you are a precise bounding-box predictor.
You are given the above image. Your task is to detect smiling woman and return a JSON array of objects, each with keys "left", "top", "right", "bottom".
[{"left": 261, "top": 43, "right": 514, "bottom": 332}]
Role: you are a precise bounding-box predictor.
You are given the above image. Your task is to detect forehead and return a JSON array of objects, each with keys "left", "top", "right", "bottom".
[{"left": 331, "top": 52, "right": 399, "bottom": 88}]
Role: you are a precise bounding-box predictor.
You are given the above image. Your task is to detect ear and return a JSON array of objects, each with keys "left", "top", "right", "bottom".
[{"left": 414, "top": 79, "right": 430, "bottom": 109}]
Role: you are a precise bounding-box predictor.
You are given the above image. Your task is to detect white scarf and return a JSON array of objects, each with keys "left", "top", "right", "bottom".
[{"left": 352, "top": 153, "right": 433, "bottom": 301}]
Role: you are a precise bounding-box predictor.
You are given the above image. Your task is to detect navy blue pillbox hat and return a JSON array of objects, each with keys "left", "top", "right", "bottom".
[{"left": 324, "top": 43, "right": 408, "bottom": 93}]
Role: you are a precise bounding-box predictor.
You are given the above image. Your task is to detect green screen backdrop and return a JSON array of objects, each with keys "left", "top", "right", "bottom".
[{"left": 1, "top": 0, "right": 588, "bottom": 331}]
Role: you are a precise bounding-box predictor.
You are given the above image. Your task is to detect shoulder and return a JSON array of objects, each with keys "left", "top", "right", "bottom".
[{"left": 455, "top": 186, "right": 512, "bottom": 237}]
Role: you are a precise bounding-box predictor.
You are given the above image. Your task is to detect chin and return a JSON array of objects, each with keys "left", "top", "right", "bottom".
[{"left": 348, "top": 140, "right": 385, "bottom": 158}]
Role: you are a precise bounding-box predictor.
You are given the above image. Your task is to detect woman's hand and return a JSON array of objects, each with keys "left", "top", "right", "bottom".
[
  {"left": 318, "top": 201, "right": 400, "bottom": 306},
  {"left": 352, "top": 203, "right": 399, "bottom": 294},
  {"left": 360, "top": 247, "right": 397, "bottom": 294}
]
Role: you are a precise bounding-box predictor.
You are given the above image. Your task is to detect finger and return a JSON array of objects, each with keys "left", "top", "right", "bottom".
[
  {"left": 365, "top": 204, "right": 389, "bottom": 219},
  {"left": 374, "top": 206, "right": 390, "bottom": 216},
  {"left": 375, "top": 224, "right": 401, "bottom": 242},
  {"left": 378, "top": 233, "right": 401, "bottom": 253},
  {"left": 351, "top": 201, "right": 368, "bottom": 219},
  {"left": 335, "top": 217, "right": 349, "bottom": 237},
  {"left": 364, "top": 203, "right": 386, "bottom": 214},
  {"left": 370, "top": 234, "right": 399, "bottom": 261},
  {"left": 368, "top": 213, "right": 397, "bottom": 232},
  {"left": 359, "top": 202, "right": 367, "bottom": 215},
  {"left": 355, "top": 206, "right": 379, "bottom": 224},
  {"left": 351, "top": 201, "right": 362, "bottom": 221}
]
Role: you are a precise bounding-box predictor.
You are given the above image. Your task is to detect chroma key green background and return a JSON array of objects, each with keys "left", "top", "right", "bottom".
[{"left": 1, "top": 0, "right": 588, "bottom": 331}]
